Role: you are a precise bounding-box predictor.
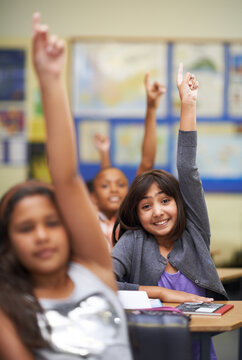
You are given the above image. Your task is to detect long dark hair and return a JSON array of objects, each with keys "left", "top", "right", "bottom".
[
  {"left": 112, "top": 169, "right": 186, "bottom": 246},
  {"left": 0, "top": 180, "right": 54, "bottom": 349}
]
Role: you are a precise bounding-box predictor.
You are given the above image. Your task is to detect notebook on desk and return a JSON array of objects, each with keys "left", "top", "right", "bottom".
[
  {"left": 176, "top": 302, "right": 234, "bottom": 316},
  {"left": 118, "top": 290, "right": 162, "bottom": 309}
]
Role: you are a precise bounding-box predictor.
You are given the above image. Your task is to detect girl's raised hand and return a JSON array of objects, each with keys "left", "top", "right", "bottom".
[
  {"left": 176, "top": 63, "right": 199, "bottom": 104},
  {"left": 32, "top": 12, "right": 65, "bottom": 80},
  {"left": 144, "top": 73, "right": 166, "bottom": 110},
  {"left": 93, "top": 133, "right": 111, "bottom": 153}
]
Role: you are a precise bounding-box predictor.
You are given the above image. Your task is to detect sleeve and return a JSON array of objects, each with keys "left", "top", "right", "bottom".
[
  {"left": 177, "top": 130, "right": 210, "bottom": 238},
  {"left": 111, "top": 231, "right": 139, "bottom": 291}
]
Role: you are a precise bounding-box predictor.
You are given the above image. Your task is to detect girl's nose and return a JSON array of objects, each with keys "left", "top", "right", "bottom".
[
  {"left": 153, "top": 203, "right": 164, "bottom": 217},
  {"left": 35, "top": 225, "right": 49, "bottom": 243},
  {"left": 110, "top": 183, "right": 118, "bottom": 192}
]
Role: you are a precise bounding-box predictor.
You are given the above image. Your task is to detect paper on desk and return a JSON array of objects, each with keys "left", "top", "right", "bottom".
[{"left": 118, "top": 290, "right": 152, "bottom": 309}]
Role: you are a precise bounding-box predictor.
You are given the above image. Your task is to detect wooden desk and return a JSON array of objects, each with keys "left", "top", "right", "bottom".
[
  {"left": 217, "top": 267, "right": 242, "bottom": 299},
  {"left": 164, "top": 301, "right": 242, "bottom": 360},
  {"left": 217, "top": 268, "right": 242, "bottom": 282}
]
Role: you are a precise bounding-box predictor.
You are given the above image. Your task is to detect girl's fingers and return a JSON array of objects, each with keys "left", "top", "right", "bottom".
[
  {"left": 144, "top": 72, "right": 150, "bottom": 90},
  {"left": 176, "top": 62, "right": 183, "bottom": 87},
  {"left": 32, "top": 12, "right": 41, "bottom": 36},
  {"left": 46, "top": 35, "right": 64, "bottom": 55},
  {"left": 194, "top": 80, "right": 199, "bottom": 89}
]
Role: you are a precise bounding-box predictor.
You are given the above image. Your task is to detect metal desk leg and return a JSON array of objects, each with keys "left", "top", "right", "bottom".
[
  {"left": 239, "top": 328, "right": 242, "bottom": 360},
  {"left": 200, "top": 333, "right": 211, "bottom": 360}
]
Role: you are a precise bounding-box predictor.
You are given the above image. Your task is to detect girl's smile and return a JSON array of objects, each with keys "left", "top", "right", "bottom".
[
  {"left": 137, "top": 182, "right": 178, "bottom": 243},
  {"left": 34, "top": 247, "right": 57, "bottom": 259}
]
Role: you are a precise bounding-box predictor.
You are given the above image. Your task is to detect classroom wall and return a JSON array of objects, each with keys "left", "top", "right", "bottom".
[{"left": 0, "top": 0, "right": 242, "bottom": 266}]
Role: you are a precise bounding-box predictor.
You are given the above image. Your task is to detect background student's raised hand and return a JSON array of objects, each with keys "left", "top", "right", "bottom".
[
  {"left": 32, "top": 12, "right": 65, "bottom": 81},
  {"left": 176, "top": 62, "right": 199, "bottom": 104},
  {"left": 93, "top": 133, "right": 111, "bottom": 153},
  {"left": 93, "top": 133, "right": 111, "bottom": 169},
  {"left": 144, "top": 72, "right": 166, "bottom": 110}
]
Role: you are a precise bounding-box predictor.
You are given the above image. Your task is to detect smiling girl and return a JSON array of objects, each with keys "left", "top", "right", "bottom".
[
  {"left": 111, "top": 64, "right": 228, "bottom": 360},
  {"left": 111, "top": 64, "right": 228, "bottom": 304}
]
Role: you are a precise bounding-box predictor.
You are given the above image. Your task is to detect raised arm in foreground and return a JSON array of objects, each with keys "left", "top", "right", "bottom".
[{"left": 32, "top": 13, "right": 115, "bottom": 290}]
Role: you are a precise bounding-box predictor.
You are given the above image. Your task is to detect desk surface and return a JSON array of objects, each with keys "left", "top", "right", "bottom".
[
  {"left": 164, "top": 301, "right": 242, "bottom": 332},
  {"left": 217, "top": 268, "right": 242, "bottom": 282}
]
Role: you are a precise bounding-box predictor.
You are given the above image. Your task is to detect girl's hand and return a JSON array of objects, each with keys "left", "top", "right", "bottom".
[
  {"left": 176, "top": 63, "right": 199, "bottom": 104},
  {"left": 93, "top": 133, "right": 111, "bottom": 153},
  {"left": 160, "top": 287, "right": 213, "bottom": 303},
  {"left": 32, "top": 12, "right": 65, "bottom": 80},
  {"left": 144, "top": 73, "right": 166, "bottom": 110}
]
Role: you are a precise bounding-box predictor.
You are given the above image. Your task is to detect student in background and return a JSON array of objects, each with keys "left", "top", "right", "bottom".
[
  {"left": 111, "top": 64, "right": 227, "bottom": 359},
  {"left": 91, "top": 75, "right": 166, "bottom": 248},
  {"left": 0, "top": 13, "right": 133, "bottom": 360}
]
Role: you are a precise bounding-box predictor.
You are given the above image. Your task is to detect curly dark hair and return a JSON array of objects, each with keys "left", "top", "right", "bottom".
[
  {"left": 112, "top": 169, "right": 186, "bottom": 246},
  {"left": 0, "top": 180, "right": 54, "bottom": 349}
]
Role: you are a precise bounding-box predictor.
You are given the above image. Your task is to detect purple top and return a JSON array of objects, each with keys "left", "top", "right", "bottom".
[
  {"left": 158, "top": 271, "right": 217, "bottom": 360},
  {"left": 158, "top": 270, "right": 206, "bottom": 296}
]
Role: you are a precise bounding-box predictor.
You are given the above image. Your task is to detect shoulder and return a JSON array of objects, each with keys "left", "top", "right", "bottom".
[
  {"left": 68, "top": 261, "right": 101, "bottom": 282},
  {"left": 68, "top": 261, "right": 117, "bottom": 296},
  {"left": 112, "top": 229, "right": 146, "bottom": 260},
  {"left": 113, "top": 229, "right": 145, "bottom": 249}
]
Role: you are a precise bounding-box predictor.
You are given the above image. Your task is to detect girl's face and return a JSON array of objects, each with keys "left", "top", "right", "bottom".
[
  {"left": 8, "top": 194, "right": 70, "bottom": 278},
  {"left": 137, "top": 182, "right": 178, "bottom": 243},
  {"left": 92, "top": 168, "right": 128, "bottom": 217}
]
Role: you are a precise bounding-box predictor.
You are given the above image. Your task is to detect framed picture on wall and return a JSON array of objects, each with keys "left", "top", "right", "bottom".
[
  {"left": 70, "top": 39, "right": 168, "bottom": 118},
  {"left": 70, "top": 37, "right": 242, "bottom": 192}
]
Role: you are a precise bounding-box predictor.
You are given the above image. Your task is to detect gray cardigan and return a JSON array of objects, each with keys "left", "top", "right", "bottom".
[{"left": 112, "top": 130, "right": 227, "bottom": 300}]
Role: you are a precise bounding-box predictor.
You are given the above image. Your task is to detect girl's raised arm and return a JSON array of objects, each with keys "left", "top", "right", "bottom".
[
  {"left": 176, "top": 63, "right": 210, "bottom": 235},
  {"left": 32, "top": 13, "right": 115, "bottom": 290}
]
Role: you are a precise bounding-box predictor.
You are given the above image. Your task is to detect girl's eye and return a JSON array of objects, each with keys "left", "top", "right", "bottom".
[
  {"left": 19, "top": 225, "right": 33, "bottom": 233},
  {"left": 118, "top": 183, "right": 126, "bottom": 188},
  {"left": 141, "top": 204, "right": 150, "bottom": 210},
  {"left": 162, "top": 198, "right": 170, "bottom": 204},
  {"left": 47, "top": 220, "right": 61, "bottom": 227},
  {"left": 101, "top": 184, "right": 108, "bottom": 189}
]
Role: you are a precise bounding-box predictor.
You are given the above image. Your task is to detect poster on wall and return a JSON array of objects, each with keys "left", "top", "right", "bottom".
[
  {"left": 71, "top": 38, "right": 242, "bottom": 192},
  {"left": 0, "top": 109, "right": 24, "bottom": 136},
  {"left": 28, "top": 143, "right": 51, "bottom": 182},
  {"left": 114, "top": 123, "right": 169, "bottom": 167},
  {"left": 78, "top": 120, "right": 110, "bottom": 162},
  {"left": 228, "top": 44, "right": 242, "bottom": 118},
  {"left": 71, "top": 42, "right": 167, "bottom": 117},
  {"left": 172, "top": 43, "right": 224, "bottom": 117},
  {"left": 0, "top": 48, "right": 26, "bottom": 165},
  {"left": 0, "top": 49, "right": 25, "bottom": 101},
  {"left": 195, "top": 123, "right": 242, "bottom": 178},
  {"left": 0, "top": 108, "right": 26, "bottom": 165}
]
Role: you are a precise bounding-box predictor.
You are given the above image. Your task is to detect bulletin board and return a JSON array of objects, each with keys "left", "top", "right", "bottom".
[
  {"left": 70, "top": 39, "right": 242, "bottom": 192},
  {"left": 0, "top": 48, "right": 27, "bottom": 166}
]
